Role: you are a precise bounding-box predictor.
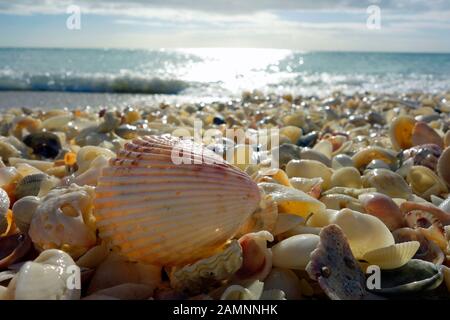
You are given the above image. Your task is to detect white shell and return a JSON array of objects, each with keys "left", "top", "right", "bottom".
[
  {"left": 264, "top": 267, "right": 302, "bottom": 300},
  {"left": 4, "top": 249, "right": 80, "bottom": 300},
  {"left": 272, "top": 234, "right": 320, "bottom": 270},
  {"left": 362, "top": 241, "right": 420, "bottom": 270},
  {"left": 94, "top": 135, "right": 260, "bottom": 266},
  {"left": 220, "top": 280, "right": 264, "bottom": 300},
  {"left": 286, "top": 159, "right": 333, "bottom": 190},
  {"left": 327, "top": 208, "right": 395, "bottom": 259}
]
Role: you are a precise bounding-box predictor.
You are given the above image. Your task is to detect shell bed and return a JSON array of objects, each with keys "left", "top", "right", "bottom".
[{"left": 0, "top": 90, "right": 450, "bottom": 300}]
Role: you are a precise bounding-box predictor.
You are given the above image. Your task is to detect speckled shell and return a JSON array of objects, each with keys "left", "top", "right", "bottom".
[{"left": 94, "top": 135, "right": 261, "bottom": 266}]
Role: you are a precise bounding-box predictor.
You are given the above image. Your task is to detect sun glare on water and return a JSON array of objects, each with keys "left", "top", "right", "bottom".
[{"left": 176, "top": 48, "right": 294, "bottom": 94}]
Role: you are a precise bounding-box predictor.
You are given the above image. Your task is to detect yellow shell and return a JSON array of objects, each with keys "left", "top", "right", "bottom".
[
  {"left": 94, "top": 135, "right": 260, "bottom": 266},
  {"left": 362, "top": 241, "right": 420, "bottom": 270},
  {"left": 258, "top": 182, "right": 326, "bottom": 219},
  {"left": 351, "top": 146, "right": 397, "bottom": 170},
  {"left": 389, "top": 116, "right": 416, "bottom": 150}
]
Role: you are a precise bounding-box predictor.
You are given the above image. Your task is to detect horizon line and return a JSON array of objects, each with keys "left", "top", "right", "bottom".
[{"left": 1, "top": 46, "right": 450, "bottom": 55}]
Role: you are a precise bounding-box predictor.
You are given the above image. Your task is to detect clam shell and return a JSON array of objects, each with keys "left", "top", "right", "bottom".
[
  {"left": 352, "top": 147, "right": 397, "bottom": 170},
  {"left": 411, "top": 121, "right": 443, "bottom": 148},
  {"left": 259, "top": 182, "right": 326, "bottom": 219},
  {"left": 286, "top": 159, "right": 333, "bottom": 190},
  {"left": 94, "top": 135, "right": 260, "bottom": 266},
  {"left": 389, "top": 116, "right": 416, "bottom": 150},
  {"left": 330, "top": 167, "right": 362, "bottom": 189},
  {"left": 368, "top": 259, "right": 443, "bottom": 295},
  {"left": 4, "top": 249, "right": 80, "bottom": 300},
  {"left": 272, "top": 234, "right": 320, "bottom": 270},
  {"left": 169, "top": 240, "right": 243, "bottom": 294},
  {"left": 264, "top": 267, "right": 302, "bottom": 300},
  {"left": 361, "top": 241, "right": 420, "bottom": 270},
  {"left": 438, "top": 147, "right": 450, "bottom": 188},
  {"left": 272, "top": 214, "right": 305, "bottom": 236},
  {"left": 362, "top": 169, "right": 412, "bottom": 199},
  {"left": 358, "top": 192, "right": 405, "bottom": 231},
  {"left": 406, "top": 165, "right": 448, "bottom": 199},
  {"left": 279, "top": 126, "right": 302, "bottom": 144},
  {"left": 328, "top": 208, "right": 395, "bottom": 259},
  {"left": 312, "top": 140, "right": 332, "bottom": 159},
  {"left": 11, "top": 196, "right": 40, "bottom": 233}
]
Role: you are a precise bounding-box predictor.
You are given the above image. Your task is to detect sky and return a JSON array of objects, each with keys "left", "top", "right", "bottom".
[{"left": 0, "top": 0, "right": 449, "bottom": 52}]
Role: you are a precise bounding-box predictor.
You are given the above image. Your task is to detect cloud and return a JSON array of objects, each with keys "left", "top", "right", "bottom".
[{"left": 1, "top": 0, "right": 450, "bottom": 16}]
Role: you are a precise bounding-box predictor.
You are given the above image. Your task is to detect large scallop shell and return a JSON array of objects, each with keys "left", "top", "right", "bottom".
[{"left": 94, "top": 135, "right": 261, "bottom": 266}]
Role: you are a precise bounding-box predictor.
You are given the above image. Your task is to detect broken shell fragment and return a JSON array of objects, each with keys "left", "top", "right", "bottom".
[
  {"left": 306, "top": 224, "right": 380, "bottom": 300},
  {"left": 236, "top": 231, "right": 273, "bottom": 281},
  {"left": 29, "top": 184, "right": 97, "bottom": 259},
  {"left": 169, "top": 240, "right": 243, "bottom": 295}
]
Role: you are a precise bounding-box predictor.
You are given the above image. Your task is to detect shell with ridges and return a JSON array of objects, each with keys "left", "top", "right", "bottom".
[
  {"left": 94, "top": 135, "right": 261, "bottom": 266},
  {"left": 169, "top": 240, "right": 243, "bottom": 294},
  {"left": 361, "top": 241, "right": 420, "bottom": 270}
]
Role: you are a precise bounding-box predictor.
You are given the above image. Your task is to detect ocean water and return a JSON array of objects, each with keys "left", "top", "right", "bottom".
[{"left": 0, "top": 48, "right": 450, "bottom": 107}]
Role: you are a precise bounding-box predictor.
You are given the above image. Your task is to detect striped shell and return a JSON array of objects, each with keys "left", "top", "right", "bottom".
[{"left": 94, "top": 135, "right": 261, "bottom": 266}]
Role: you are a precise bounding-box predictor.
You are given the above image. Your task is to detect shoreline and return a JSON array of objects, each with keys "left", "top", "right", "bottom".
[{"left": 1, "top": 89, "right": 449, "bottom": 110}]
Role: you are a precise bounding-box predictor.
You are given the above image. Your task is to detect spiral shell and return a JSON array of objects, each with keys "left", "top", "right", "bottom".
[{"left": 94, "top": 135, "right": 261, "bottom": 266}]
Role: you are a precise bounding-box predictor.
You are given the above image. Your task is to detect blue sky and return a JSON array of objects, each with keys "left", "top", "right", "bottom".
[{"left": 1, "top": 0, "right": 449, "bottom": 52}]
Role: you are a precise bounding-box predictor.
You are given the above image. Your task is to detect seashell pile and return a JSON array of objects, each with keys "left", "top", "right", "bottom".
[{"left": 0, "top": 90, "right": 450, "bottom": 300}]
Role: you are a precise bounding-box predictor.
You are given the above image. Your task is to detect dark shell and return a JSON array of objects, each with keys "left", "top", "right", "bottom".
[
  {"left": 0, "top": 233, "right": 32, "bottom": 270},
  {"left": 368, "top": 259, "right": 443, "bottom": 296},
  {"left": 272, "top": 143, "right": 301, "bottom": 169},
  {"left": 23, "top": 132, "right": 61, "bottom": 159},
  {"left": 14, "top": 173, "right": 48, "bottom": 200},
  {"left": 401, "top": 144, "right": 442, "bottom": 171},
  {"left": 297, "top": 131, "right": 319, "bottom": 147}
]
